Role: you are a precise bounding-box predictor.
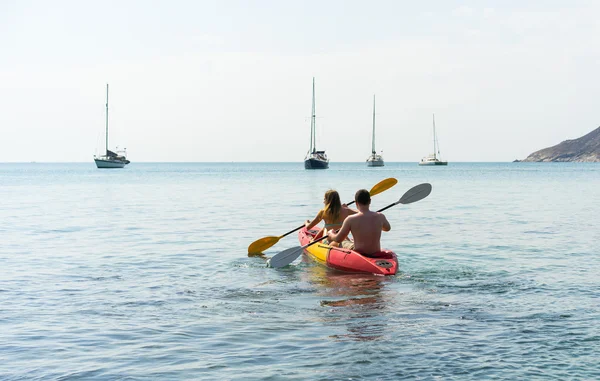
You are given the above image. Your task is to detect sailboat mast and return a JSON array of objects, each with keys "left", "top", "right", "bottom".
[
  {"left": 371, "top": 95, "right": 376, "bottom": 154},
  {"left": 432, "top": 113, "right": 437, "bottom": 160},
  {"left": 105, "top": 84, "right": 109, "bottom": 156},
  {"left": 311, "top": 77, "right": 316, "bottom": 153}
]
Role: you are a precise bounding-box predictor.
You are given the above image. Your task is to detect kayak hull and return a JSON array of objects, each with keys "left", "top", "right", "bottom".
[{"left": 298, "top": 227, "right": 398, "bottom": 275}]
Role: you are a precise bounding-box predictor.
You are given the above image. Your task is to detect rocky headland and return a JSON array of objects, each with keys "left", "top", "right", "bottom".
[{"left": 517, "top": 126, "right": 600, "bottom": 162}]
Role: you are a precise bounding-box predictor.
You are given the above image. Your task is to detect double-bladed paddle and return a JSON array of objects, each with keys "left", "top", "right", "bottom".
[
  {"left": 266, "top": 182, "right": 432, "bottom": 268},
  {"left": 247, "top": 177, "right": 398, "bottom": 254}
]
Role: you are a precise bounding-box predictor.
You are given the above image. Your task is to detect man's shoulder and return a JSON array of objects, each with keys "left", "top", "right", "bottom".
[{"left": 346, "top": 213, "right": 362, "bottom": 222}]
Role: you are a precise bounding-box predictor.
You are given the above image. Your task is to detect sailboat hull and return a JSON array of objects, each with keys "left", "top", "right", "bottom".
[
  {"left": 418, "top": 160, "right": 447, "bottom": 166},
  {"left": 367, "top": 160, "right": 384, "bottom": 167},
  {"left": 304, "top": 158, "right": 329, "bottom": 169},
  {"left": 366, "top": 154, "right": 384, "bottom": 167},
  {"left": 94, "top": 158, "right": 128, "bottom": 168}
]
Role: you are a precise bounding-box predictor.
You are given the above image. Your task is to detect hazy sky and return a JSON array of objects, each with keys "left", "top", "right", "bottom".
[{"left": 1, "top": 0, "right": 599, "bottom": 162}]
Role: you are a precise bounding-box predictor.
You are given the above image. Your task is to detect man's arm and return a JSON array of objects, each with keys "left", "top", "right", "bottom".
[
  {"left": 381, "top": 213, "right": 391, "bottom": 232},
  {"left": 328, "top": 216, "right": 352, "bottom": 242}
]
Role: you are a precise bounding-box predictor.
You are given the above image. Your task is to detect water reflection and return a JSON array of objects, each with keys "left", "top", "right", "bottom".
[{"left": 300, "top": 257, "right": 394, "bottom": 341}]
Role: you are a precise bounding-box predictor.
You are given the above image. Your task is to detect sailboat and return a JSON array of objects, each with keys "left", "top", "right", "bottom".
[
  {"left": 419, "top": 113, "right": 448, "bottom": 166},
  {"left": 304, "top": 77, "right": 329, "bottom": 169},
  {"left": 94, "top": 84, "right": 130, "bottom": 169},
  {"left": 366, "top": 95, "right": 384, "bottom": 167}
]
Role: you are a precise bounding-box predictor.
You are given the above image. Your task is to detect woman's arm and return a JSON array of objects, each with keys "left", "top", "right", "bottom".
[
  {"left": 343, "top": 204, "right": 358, "bottom": 216},
  {"left": 305, "top": 210, "right": 324, "bottom": 230}
]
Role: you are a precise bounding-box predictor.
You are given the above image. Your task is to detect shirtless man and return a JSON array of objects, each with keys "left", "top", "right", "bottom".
[{"left": 327, "top": 188, "right": 391, "bottom": 255}]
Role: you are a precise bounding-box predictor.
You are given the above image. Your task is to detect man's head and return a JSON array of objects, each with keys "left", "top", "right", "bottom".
[{"left": 355, "top": 189, "right": 371, "bottom": 206}]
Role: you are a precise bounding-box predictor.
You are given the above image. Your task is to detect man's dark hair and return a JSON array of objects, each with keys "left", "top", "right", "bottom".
[{"left": 355, "top": 189, "right": 371, "bottom": 205}]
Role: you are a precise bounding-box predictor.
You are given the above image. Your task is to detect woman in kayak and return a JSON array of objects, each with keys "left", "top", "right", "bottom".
[{"left": 305, "top": 190, "right": 357, "bottom": 247}]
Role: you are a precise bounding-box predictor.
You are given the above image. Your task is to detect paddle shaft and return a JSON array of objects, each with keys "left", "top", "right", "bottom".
[
  {"left": 278, "top": 178, "right": 398, "bottom": 239},
  {"left": 278, "top": 199, "right": 357, "bottom": 239},
  {"left": 279, "top": 224, "right": 306, "bottom": 239},
  {"left": 377, "top": 200, "right": 400, "bottom": 213}
]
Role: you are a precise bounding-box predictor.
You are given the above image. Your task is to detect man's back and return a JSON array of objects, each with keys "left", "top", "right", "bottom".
[
  {"left": 347, "top": 210, "right": 390, "bottom": 255},
  {"left": 328, "top": 188, "right": 391, "bottom": 256}
]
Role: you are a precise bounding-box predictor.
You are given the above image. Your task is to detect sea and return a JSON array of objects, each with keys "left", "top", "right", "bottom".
[{"left": 1, "top": 162, "right": 599, "bottom": 380}]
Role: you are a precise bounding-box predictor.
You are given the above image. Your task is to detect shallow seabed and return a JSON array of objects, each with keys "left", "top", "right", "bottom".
[{"left": 1, "top": 162, "right": 599, "bottom": 380}]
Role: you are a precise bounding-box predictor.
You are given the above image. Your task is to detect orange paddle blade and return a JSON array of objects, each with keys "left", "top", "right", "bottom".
[
  {"left": 369, "top": 177, "right": 397, "bottom": 197},
  {"left": 247, "top": 236, "right": 280, "bottom": 254}
]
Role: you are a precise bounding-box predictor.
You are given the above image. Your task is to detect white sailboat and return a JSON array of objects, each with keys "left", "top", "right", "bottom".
[
  {"left": 304, "top": 77, "right": 329, "bottom": 169},
  {"left": 94, "top": 84, "right": 130, "bottom": 169},
  {"left": 419, "top": 113, "right": 447, "bottom": 166},
  {"left": 366, "top": 95, "right": 384, "bottom": 167}
]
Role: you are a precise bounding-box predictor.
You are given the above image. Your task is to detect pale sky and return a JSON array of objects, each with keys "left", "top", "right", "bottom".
[{"left": 1, "top": 0, "right": 599, "bottom": 162}]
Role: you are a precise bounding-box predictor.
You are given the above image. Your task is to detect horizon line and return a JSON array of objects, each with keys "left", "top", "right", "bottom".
[{"left": 0, "top": 161, "right": 575, "bottom": 164}]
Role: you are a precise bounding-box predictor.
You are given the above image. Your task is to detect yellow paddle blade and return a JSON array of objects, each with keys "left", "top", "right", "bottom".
[
  {"left": 369, "top": 177, "right": 398, "bottom": 197},
  {"left": 247, "top": 236, "right": 280, "bottom": 254}
]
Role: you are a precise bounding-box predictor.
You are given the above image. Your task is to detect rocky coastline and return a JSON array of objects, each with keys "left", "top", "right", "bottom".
[{"left": 517, "top": 126, "right": 600, "bottom": 162}]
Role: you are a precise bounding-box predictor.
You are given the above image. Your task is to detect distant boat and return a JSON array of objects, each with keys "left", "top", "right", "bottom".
[
  {"left": 419, "top": 113, "right": 447, "bottom": 166},
  {"left": 304, "top": 77, "right": 329, "bottom": 169},
  {"left": 94, "top": 84, "right": 130, "bottom": 169},
  {"left": 366, "top": 95, "right": 384, "bottom": 167}
]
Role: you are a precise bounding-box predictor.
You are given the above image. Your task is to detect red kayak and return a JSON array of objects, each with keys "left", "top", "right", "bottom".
[{"left": 298, "top": 227, "right": 398, "bottom": 275}]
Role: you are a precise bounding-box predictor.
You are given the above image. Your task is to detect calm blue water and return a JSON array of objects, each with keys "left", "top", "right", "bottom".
[{"left": 1, "top": 162, "right": 599, "bottom": 380}]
